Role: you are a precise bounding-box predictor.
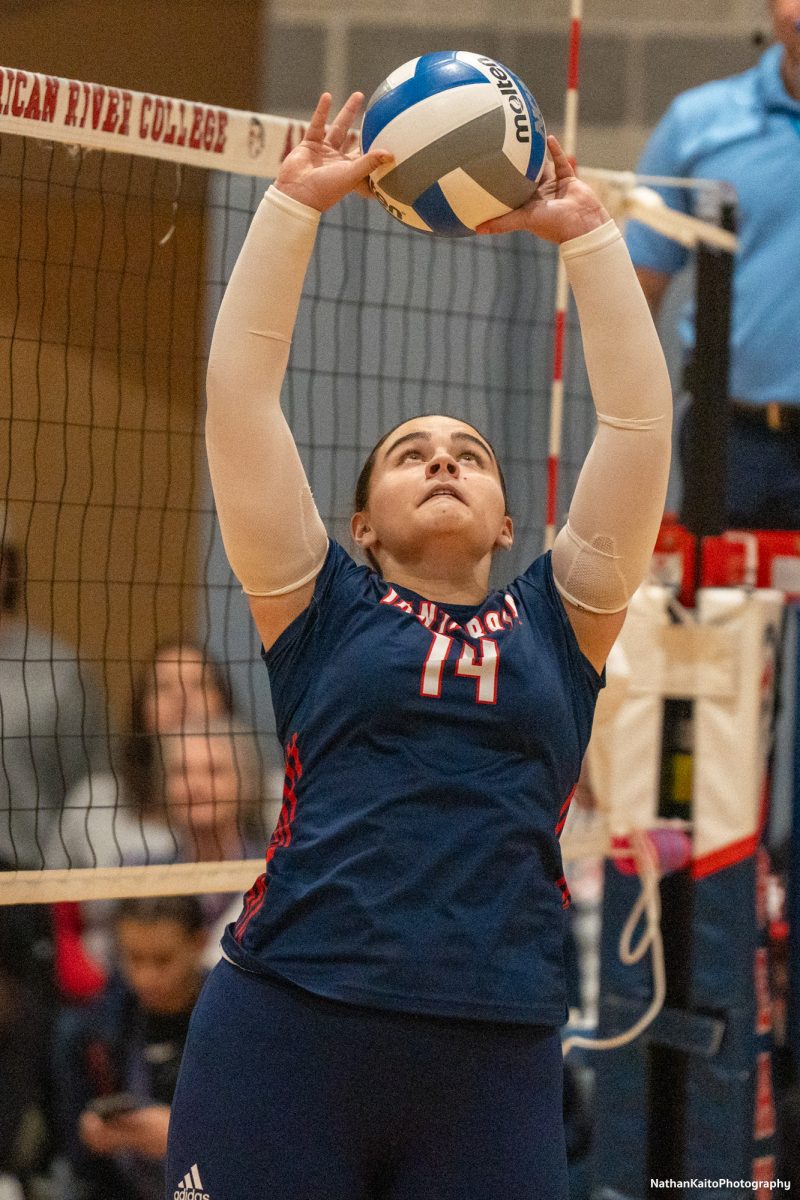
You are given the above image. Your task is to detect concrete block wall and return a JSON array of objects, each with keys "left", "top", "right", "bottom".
[{"left": 265, "top": 0, "right": 772, "bottom": 168}]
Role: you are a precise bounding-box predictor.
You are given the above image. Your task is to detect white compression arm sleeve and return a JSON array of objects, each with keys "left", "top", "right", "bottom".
[
  {"left": 551, "top": 220, "right": 672, "bottom": 613},
  {"left": 206, "top": 185, "right": 329, "bottom": 596}
]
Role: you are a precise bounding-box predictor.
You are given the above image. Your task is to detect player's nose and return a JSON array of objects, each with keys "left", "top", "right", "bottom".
[{"left": 426, "top": 451, "right": 459, "bottom": 478}]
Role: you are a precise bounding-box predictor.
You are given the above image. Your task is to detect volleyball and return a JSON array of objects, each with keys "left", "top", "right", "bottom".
[{"left": 360, "top": 51, "right": 547, "bottom": 238}]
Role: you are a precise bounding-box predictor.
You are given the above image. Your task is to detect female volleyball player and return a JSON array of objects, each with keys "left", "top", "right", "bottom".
[{"left": 167, "top": 92, "right": 671, "bottom": 1200}]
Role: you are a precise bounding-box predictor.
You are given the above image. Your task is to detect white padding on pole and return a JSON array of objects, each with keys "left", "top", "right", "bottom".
[
  {"left": 586, "top": 585, "right": 784, "bottom": 870},
  {"left": 693, "top": 589, "right": 783, "bottom": 871},
  {"left": 586, "top": 586, "right": 668, "bottom": 832},
  {"left": 623, "top": 588, "right": 739, "bottom": 700}
]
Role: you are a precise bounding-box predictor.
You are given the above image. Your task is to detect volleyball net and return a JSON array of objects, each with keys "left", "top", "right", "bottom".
[{"left": 0, "top": 67, "right": 734, "bottom": 903}]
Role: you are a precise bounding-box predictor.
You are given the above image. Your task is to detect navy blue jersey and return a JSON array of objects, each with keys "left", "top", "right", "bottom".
[{"left": 222, "top": 541, "right": 603, "bottom": 1025}]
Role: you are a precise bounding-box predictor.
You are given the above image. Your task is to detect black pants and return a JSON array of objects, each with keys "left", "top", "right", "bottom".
[{"left": 167, "top": 960, "right": 568, "bottom": 1200}]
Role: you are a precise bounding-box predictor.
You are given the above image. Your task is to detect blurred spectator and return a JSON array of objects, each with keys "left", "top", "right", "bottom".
[
  {"left": 159, "top": 717, "right": 267, "bottom": 863},
  {"left": 626, "top": 1, "right": 800, "bottom": 529},
  {"left": 124, "top": 640, "right": 235, "bottom": 830},
  {"left": 46, "top": 640, "right": 234, "bottom": 875},
  {"left": 159, "top": 718, "right": 277, "bottom": 965},
  {"left": 53, "top": 896, "right": 206, "bottom": 1200},
  {"left": 51, "top": 712, "right": 275, "bottom": 980},
  {"left": 0, "top": 510, "right": 109, "bottom": 870},
  {"left": 44, "top": 642, "right": 237, "bottom": 987}
]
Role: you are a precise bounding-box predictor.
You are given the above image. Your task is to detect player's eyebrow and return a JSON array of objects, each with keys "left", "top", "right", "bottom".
[
  {"left": 450, "top": 431, "right": 494, "bottom": 459},
  {"left": 383, "top": 429, "right": 494, "bottom": 461}
]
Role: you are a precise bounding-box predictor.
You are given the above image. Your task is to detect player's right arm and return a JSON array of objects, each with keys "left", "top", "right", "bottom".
[{"left": 205, "top": 93, "right": 392, "bottom": 651}]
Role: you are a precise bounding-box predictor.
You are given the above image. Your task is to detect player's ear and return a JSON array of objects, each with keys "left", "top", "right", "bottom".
[
  {"left": 351, "top": 510, "right": 377, "bottom": 552},
  {"left": 495, "top": 514, "right": 513, "bottom": 551}
]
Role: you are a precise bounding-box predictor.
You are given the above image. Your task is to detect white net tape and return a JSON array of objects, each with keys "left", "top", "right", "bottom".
[
  {"left": 0, "top": 65, "right": 737, "bottom": 251},
  {"left": 0, "top": 821, "right": 629, "bottom": 904}
]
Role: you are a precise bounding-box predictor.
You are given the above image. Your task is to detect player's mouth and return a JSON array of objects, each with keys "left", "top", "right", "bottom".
[{"left": 420, "top": 484, "right": 465, "bottom": 505}]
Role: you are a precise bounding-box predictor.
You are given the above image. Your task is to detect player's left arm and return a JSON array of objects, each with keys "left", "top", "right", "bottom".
[
  {"left": 478, "top": 138, "right": 672, "bottom": 673},
  {"left": 552, "top": 217, "right": 672, "bottom": 672}
]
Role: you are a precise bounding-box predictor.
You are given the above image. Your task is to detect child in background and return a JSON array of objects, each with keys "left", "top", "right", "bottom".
[{"left": 53, "top": 896, "right": 206, "bottom": 1200}]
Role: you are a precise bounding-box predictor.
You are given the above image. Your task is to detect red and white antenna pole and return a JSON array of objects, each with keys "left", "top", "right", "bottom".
[{"left": 543, "top": 0, "right": 583, "bottom": 551}]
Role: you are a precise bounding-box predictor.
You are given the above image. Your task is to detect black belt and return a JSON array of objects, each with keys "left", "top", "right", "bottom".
[{"left": 729, "top": 400, "right": 800, "bottom": 435}]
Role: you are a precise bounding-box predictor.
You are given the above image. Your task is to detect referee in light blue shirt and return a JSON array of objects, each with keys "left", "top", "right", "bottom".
[{"left": 626, "top": 0, "right": 800, "bottom": 530}]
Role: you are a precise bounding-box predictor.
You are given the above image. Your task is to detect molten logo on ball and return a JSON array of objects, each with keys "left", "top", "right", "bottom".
[
  {"left": 477, "top": 56, "right": 534, "bottom": 144},
  {"left": 361, "top": 50, "right": 546, "bottom": 238}
]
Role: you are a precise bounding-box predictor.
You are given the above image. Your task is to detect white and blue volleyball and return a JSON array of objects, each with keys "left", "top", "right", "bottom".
[{"left": 361, "top": 51, "right": 547, "bottom": 238}]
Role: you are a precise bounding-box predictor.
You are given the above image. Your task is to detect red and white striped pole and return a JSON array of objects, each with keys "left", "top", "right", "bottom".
[{"left": 543, "top": 0, "right": 583, "bottom": 551}]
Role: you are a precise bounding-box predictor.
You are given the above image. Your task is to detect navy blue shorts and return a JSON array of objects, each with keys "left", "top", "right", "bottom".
[{"left": 167, "top": 959, "right": 567, "bottom": 1200}]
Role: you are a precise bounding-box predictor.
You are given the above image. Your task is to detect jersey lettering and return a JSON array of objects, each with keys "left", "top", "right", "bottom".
[
  {"left": 418, "top": 601, "right": 437, "bottom": 628},
  {"left": 380, "top": 585, "right": 521, "bottom": 638},
  {"left": 420, "top": 631, "right": 499, "bottom": 704},
  {"left": 380, "top": 585, "right": 515, "bottom": 705},
  {"left": 420, "top": 632, "right": 454, "bottom": 698},
  {"left": 455, "top": 638, "right": 499, "bottom": 704}
]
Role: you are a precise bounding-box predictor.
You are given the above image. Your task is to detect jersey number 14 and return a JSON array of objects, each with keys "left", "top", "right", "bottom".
[{"left": 420, "top": 631, "right": 499, "bottom": 705}]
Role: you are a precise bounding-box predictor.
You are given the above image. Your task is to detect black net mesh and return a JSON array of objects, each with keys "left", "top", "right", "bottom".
[{"left": 0, "top": 133, "right": 593, "bottom": 884}]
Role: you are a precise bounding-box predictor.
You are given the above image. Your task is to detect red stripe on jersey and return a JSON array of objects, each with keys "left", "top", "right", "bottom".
[
  {"left": 555, "top": 786, "right": 576, "bottom": 837},
  {"left": 558, "top": 788, "right": 575, "bottom": 820},
  {"left": 556, "top": 874, "right": 572, "bottom": 910},
  {"left": 233, "top": 873, "right": 266, "bottom": 942},
  {"left": 268, "top": 733, "right": 302, "bottom": 860},
  {"left": 234, "top": 732, "right": 303, "bottom": 944},
  {"left": 554, "top": 788, "right": 576, "bottom": 905}
]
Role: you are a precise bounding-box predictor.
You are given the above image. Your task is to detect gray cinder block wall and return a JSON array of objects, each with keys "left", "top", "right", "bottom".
[{"left": 265, "top": 0, "right": 771, "bottom": 168}]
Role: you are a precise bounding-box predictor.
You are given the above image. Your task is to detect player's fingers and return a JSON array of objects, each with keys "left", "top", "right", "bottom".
[
  {"left": 475, "top": 208, "right": 528, "bottom": 235},
  {"left": 306, "top": 93, "right": 332, "bottom": 142},
  {"left": 347, "top": 147, "right": 394, "bottom": 182},
  {"left": 535, "top": 146, "right": 557, "bottom": 190},
  {"left": 328, "top": 92, "right": 364, "bottom": 149},
  {"left": 547, "top": 134, "right": 575, "bottom": 181}
]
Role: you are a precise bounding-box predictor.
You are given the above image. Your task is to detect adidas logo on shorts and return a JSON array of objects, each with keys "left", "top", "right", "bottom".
[{"left": 173, "top": 1164, "right": 210, "bottom": 1200}]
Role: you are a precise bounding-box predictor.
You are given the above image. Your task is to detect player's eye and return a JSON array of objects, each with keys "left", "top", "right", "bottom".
[
  {"left": 399, "top": 448, "right": 423, "bottom": 462},
  {"left": 459, "top": 450, "right": 483, "bottom": 464}
]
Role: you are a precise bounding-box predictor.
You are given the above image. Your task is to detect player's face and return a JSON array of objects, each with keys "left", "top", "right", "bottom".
[
  {"left": 144, "top": 646, "right": 226, "bottom": 735},
  {"left": 116, "top": 917, "right": 205, "bottom": 1014},
  {"left": 164, "top": 733, "right": 241, "bottom": 836},
  {"left": 352, "top": 415, "right": 513, "bottom": 569}
]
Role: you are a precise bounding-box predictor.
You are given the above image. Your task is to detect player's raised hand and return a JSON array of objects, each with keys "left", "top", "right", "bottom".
[
  {"left": 476, "top": 134, "right": 609, "bottom": 244},
  {"left": 276, "top": 92, "right": 394, "bottom": 213}
]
